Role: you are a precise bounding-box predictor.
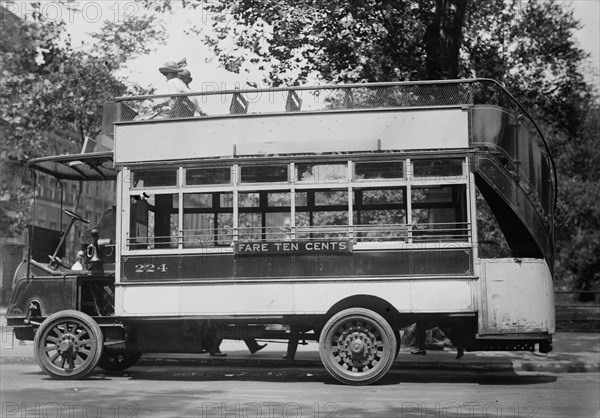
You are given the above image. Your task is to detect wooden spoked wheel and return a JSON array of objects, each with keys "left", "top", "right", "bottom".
[{"left": 34, "top": 310, "right": 103, "bottom": 379}]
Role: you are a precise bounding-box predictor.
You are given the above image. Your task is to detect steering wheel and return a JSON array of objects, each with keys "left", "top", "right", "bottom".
[{"left": 63, "top": 209, "right": 90, "bottom": 224}]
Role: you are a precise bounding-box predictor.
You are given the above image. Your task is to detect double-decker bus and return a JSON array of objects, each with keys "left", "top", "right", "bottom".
[{"left": 6, "top": 79, "right": 556, "bottom": 385}]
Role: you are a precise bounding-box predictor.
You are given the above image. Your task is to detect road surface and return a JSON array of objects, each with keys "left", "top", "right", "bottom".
[{"left": 1, "top": 362, "right": 598, "bottom": 417}]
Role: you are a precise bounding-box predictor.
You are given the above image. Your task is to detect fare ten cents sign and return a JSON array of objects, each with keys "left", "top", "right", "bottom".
[{"left": 235, "top": 240, "right": 352, "bottom": 255}]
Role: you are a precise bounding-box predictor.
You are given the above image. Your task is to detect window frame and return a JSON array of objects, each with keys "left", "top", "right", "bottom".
[{"left": 121, "top": 157, "right": 472, "bottom": 255}]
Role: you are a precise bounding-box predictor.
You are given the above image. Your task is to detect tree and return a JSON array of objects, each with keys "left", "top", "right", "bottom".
[
  {"left": 144, "top": 0, "right": 599, "bottom": 295},
  {"left": 0, "top": 4, "right": 165, "bottom": 236}
]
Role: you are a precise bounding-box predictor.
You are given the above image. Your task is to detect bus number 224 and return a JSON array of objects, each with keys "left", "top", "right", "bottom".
[{"left": 134, "top": 263, "right": 168, "bottom": 273}]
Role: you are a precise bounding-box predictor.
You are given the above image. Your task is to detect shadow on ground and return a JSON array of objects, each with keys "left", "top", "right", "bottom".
[{"left": 85, "top": 364, "right": 558, "bottom": 386}]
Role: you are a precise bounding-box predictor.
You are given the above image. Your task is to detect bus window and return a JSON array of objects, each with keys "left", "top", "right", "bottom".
[
  {"left": 131, "top": 168, "right": 178, "bottom": 188},
  {"left": 353, "top": 187, "right": 407, "bottom": 241},
  {"left": 129, "top": 194, "right": 178, "bottom": 249},
  {"left": 267, "top": 192, "right": 292, "bottom": 240},
  {"left": 183, "top": 192, "right": 233, "bottom": 247},
  {"left": 412, "top": 159, "right": 463, "bottom": 178},
  {"left": 296, "top": 163, "right": 347, "bottom": 183},
  {"left": 185, "top": 166, "right": 232, "bottom": 185},
  {"left": 238, "top": 191, "right": 292, "bottom": 241},
  {"left": 353, "top": 161, "right": 404, "bottom": 180},
  {"left": 240, "top": 165, "right": 288, "bottom": 183},
  {"left": 411, "top": 185, "right": 468, "bottom": 242},
  {"left": 296, "top": 189, "right": 349, "bottom": 238},
  {"left": 238, "top": 192, "right": 261, "bottom": 240}
]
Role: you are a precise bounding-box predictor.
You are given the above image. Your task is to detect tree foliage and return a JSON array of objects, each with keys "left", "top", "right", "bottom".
[
  {"left": 0, "top": 3, "right": 164, "bottom": 236},
  {"left": 145, "top": 0, "right": 599, "bottom": 294}
]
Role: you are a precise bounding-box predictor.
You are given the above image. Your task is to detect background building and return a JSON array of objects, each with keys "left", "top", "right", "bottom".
[{"left": 0, "top": 5, "right": 115, "bottom": 305}]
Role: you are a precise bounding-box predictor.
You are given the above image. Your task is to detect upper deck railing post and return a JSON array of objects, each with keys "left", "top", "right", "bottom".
[
  {"left": 285, "top": 90, "right": 302, "bottom": 112},
  {"left": 343, "top": 88, "right": 354, "bottom": 109},
  {"left": 230, "top": 91, "right": 249, "bottom": 114}
]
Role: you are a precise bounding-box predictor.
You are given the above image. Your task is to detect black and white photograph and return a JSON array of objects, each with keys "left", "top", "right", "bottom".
[{"left": 1, "top": 1, "right": 599, "bottom": 417}]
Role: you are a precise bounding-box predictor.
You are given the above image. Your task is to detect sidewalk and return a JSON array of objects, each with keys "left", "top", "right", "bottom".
[
  {"left": 137, "top": 333, "right": 600, "bottom": 373},
  {"left": 2, "top": 313, "right": 598, "bottom": 373}
]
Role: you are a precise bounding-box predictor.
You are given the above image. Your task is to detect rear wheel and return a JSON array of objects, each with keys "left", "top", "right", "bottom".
[
  {"left": 394, "top": 329, "right": 401, "bottom": 359},
  {"left": 319, "top": 308, "right": 396, "bottom": 385},
  {"left": 98, "top": 352, "right": 142, "bottom": 371},
  {"left": 34, "top": 310, "right": 103, "bottom": 379}
]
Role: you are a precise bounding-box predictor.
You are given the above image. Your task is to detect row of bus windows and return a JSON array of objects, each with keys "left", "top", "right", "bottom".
[
  {"left": 129, "top": 159, "right": 464, "bottom": 188},
  {"left": 128, "top": 185, "right": 468, "bottom": 249}
]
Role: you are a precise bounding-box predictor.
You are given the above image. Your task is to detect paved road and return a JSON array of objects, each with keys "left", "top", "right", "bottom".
[{"left": 1, "top": 361, "right": 599, "bottom": 418}]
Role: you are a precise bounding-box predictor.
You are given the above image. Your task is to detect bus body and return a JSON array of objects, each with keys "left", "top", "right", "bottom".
[{"left": 7, "top": 79, "right": 555, "bottom": 385}]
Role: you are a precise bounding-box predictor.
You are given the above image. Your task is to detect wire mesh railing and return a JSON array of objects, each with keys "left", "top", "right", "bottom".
[
  {"left": 115, "top": 80, "right": 484, "bottom": 122},
  {"left": 113, "top": 79, "right": 539, "bottom": 121}
]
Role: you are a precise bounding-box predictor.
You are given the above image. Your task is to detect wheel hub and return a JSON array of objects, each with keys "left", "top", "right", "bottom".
[
  {"left": 58, "top": 334, "right": 77, "bottom": 354},
  {"left": 350, "top": 338, "right": 366, "bottom": 354},
  {"left": 340, "top": 329, "right": 376, "bottom": 365}
]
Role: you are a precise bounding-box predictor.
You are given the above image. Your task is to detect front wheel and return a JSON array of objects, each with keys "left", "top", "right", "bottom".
[
  {"left": 319, "top": 308, "right": 397, "bottom": 385},
  {"left": 34, "top": 310, "right": 103, "bottom": 379}
]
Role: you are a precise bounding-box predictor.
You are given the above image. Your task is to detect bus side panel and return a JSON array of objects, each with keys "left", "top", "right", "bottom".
[
  {"left": 114, "top": 109, "right": 469, "bottom": 163},
  {"left": 116, "top": 278, "right": 476, "bottom": 316},
  {"left": 478, "top": 258, "right": 555, "bottom": 335}
]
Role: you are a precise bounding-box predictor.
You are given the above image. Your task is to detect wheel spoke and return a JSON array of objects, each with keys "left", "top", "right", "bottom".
[
  {"left": 78, "top": 347, "right": 91, "bottom": 356},
  {"left": 77, "top": 339, "right": 93, "bottom": 346},
  {"left": 51, "top": 326, "right": 63, "bottom": 338}
]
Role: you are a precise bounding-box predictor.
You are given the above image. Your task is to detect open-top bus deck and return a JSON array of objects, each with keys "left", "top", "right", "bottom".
[{"left": 7, "top": 79, "right": 555, "bottom": 385}]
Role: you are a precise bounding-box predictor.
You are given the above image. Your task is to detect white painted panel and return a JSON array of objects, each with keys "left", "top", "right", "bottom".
[
  {"left": 116, "top": 278, "right": 476, "bottom": 317},
  {"left": 178, "top": 283, "right": 295, "bottom": 315},
  {"left": 409, "top": 280, "right": 475, "bottom": 312},
  {"left": 479, "top": 258, "right": 554, "bottom": 334},
  {"left": 114, "top": 108, "right": 469, "bottom": 164},
  {"left": 121, "top": 285, "right": 180, "bottom": 315}
]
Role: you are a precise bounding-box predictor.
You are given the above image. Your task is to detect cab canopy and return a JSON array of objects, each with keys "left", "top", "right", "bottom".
[{"left": 27, "top": 151, "right": 116, "bottom": 181}]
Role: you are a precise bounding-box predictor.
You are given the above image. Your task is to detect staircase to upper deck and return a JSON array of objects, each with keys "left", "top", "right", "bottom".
[
  {"left": 468, "top": 84, "right": 555, "bottom": 268},
  {"left": 111, "top": 79, "right": 556, "bottom": 267}
]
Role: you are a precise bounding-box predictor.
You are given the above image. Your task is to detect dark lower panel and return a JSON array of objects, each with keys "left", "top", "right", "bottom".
[
  {"left": 122, "top": 248, "right": 472, "bottom": 281},
  {"left": 354, "top": 249, "right": 472, "bottom": 276},
  {"left": 122, "top": 253, "right": 234, "bottom": 281}
]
